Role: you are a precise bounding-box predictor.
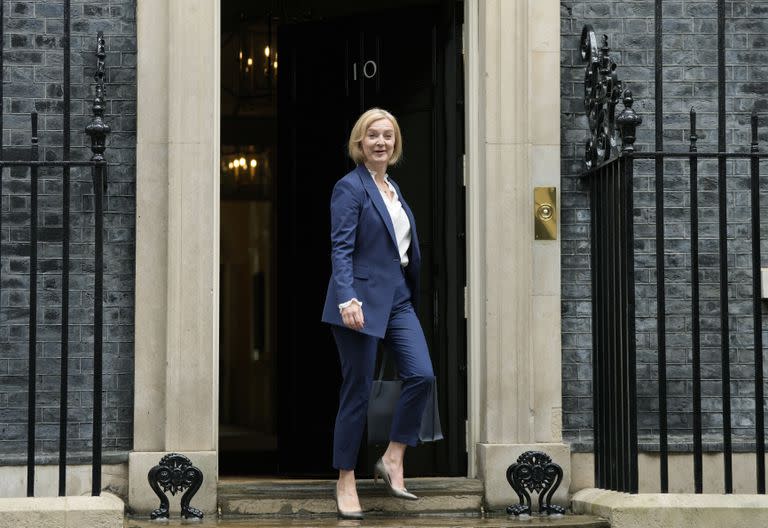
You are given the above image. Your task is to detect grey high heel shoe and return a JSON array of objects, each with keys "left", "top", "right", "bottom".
[
  {"left": 334, "top": 486, "right": 364, "bottom": 520},
  {"left": 373, "top": 457, "right": 418, "bottom": 500}
]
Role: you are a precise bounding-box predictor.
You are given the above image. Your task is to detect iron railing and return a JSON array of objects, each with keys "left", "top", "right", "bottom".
[
  {"left": 586, "top": 154, "right": 639, "bottom": 493},
  {"left": 0, "top": 0, "right": 110, "bottom": 497},
  {"left": 581, "top": 9, "right": 767, "bottom": 494}
]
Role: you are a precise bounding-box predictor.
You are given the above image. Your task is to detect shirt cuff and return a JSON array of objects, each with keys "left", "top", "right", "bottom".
[{"left": 338, "top": 298, "right": 362, "bottom": 312}]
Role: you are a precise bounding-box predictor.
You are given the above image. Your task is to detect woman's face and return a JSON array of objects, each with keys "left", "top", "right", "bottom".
[{"left": 362, "top": 118, "right": 395, "bottom": 165}]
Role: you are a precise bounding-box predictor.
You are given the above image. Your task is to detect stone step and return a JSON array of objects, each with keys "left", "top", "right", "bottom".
[
  {"left": 217, "top": 478, "right": 610, "bottom": 528},
  {"left": 129, "top": 513, "right": 611, "bottom": 528},
  {"left": 218, "top": 477, "right": 484, "bottom": 516}
]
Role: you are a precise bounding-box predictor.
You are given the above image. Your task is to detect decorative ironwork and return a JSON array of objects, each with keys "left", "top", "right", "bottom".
[
  {"left": 147, "top": 453, "right": 204, "bottom": 521},
  {"left": 616, "top": 90, "right": 642, "bottom": 153},
  {"left": 581, "top": 25, "right": 624, "bottom": 170},
  {"left": 505, "top": 451, "right": 565, "bottom": 516},
  {"left": 85, "top": 31, "right": 110, "bottom": 163}
]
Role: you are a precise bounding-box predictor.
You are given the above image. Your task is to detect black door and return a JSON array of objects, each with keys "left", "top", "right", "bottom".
[{"left": 277, "top": 5, "right": 465, "bottom": 477}]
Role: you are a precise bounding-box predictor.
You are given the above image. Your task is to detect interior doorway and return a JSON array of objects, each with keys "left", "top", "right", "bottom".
[{"left": 219, "top": 0, "right": 465, "bottom": 478}]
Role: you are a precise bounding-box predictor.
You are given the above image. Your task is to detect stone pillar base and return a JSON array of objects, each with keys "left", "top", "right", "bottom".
[
  {"left": 128, "top": 451, "right": 217, "bottom": 516},
  {"left": 476, "top": 442, "right": 571, "bottom": 510}
]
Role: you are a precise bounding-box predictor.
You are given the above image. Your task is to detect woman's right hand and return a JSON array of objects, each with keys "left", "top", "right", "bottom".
[{"left": 341, "top": 303, "right": 365, "bottom": 330}]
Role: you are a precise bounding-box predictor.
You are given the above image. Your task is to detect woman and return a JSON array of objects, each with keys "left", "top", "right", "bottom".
[{"left": 321, "top": 108, "right": 436, "bottom": 519}]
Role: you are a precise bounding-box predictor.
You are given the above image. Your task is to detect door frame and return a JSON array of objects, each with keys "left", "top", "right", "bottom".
[
  {"left": 464, "top": 0, "right": 481, "bottom": 479},
  {"left": 274, "top": 3, "right": 468, "bottom": 477}
]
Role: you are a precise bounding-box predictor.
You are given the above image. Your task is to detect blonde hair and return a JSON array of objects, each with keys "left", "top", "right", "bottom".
[{"left": 347, "top": 108, "right": 403, "bottom": 165}]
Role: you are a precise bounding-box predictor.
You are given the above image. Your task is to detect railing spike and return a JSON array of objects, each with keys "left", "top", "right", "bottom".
[
  {"left": 752, "top": 109, "right": 759, "bottom": 153},
  {"left": 689, "top": 107, "right": 698, "bottom": 153}
]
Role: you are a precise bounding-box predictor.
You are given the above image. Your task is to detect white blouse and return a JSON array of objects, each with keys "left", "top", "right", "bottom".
[{"left": 338, "top": 170, "right": 412, "bottom": 312}]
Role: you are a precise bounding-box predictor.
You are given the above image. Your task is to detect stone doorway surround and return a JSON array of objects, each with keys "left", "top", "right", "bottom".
[
  {"left": 130, "top": 0, "right": 220, "bottom": 514},
  {"left": 129, "top": 0, "right": 567, "bottom": 514},
  {"left": 464, "top": 0, "right": 568, "bottom": 509}
]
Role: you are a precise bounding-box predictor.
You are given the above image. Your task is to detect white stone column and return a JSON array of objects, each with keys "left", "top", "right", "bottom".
[
  {"left": 129, "top": 0, "right": 220, "bottom": 515},
  {"left": 466, "top": 0, "right": 568, "bottom": 509}
]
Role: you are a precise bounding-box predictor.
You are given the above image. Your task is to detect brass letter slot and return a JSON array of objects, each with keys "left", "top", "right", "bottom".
[{"left": 534, "top": 187, "right": 557, "bottom": 241}]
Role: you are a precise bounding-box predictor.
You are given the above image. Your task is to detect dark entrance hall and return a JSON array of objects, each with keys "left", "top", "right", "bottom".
[{"left": 219, "top": 0, "right": 465, "bottom": 478}]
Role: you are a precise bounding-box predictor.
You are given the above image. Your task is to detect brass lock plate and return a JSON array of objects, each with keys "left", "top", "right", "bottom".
[{"left": 534, "top": 187, "right": 557, "bottom": 241}]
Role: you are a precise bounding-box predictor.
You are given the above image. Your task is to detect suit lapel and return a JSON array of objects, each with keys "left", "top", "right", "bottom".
[{"left": 357, "top": 165, "right": 399, "bottom": 250}]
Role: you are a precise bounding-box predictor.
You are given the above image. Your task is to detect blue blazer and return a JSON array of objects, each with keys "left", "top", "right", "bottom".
[{"left": 321, "top": 164, "right": 422, "bottom": 338}]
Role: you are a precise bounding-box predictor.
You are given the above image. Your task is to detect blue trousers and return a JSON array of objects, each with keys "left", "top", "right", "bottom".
[{"left": 331, "top": 271, "right": 435, "bottom": 470}]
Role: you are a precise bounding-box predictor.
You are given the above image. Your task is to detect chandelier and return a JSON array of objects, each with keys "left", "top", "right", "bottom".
[{"left": 235, "top": 13, "right": 277, "bottom": 96}]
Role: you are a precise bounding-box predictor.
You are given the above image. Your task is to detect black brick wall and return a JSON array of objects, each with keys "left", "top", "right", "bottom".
[
  {"left": 562, "top": 1, "right": 768, "bottom": 452},
  {"left": 0, "top": 0, "right": 135, "bottom": 463}
]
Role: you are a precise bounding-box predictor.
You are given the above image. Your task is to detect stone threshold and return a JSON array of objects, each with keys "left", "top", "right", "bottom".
[
  {"left": 218, "top": 477, "right": 484, "bottom": 516},
  {"left": 127, "top": 513, "right": 609, "bottom": 528},
  {"left": 217, "top": 478, "right": 608, "bottom": 527}
]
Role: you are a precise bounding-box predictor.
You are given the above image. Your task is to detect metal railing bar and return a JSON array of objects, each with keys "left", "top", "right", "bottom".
[
  {"left": 750, "top": 110, "right": 766, "bottom": 494},
  {"left": 59, "top": 0, "right": 71, "bottom": 497},
  {"left": 598, "top": 170, "right": 609, "bottom": 488},
  {"left": 654, "top": 0, "right": 668, "bottom": 492},
  {"left": 580, "top": 152, "right": 768, "bottom": 181},
  {"left": 0, "top": 0, "right": 4, "bottom": 358},
  {"left": 624, "top": 155, "right": 639, "bottom": 494},
  {"left": 26, "top": 112, "right": 39, "bottom": 498},
  {"left": 87, "top": 31, "right": 109, "bottom": 497},
  {"left": 0, "top": 160, "right": 106, "bottom": 167},
  {"left": 590, "top": 169, "right": 601, "bottom": 487},
  {"left": 619, "top": 152, "right": 764, "bottom": 160},
  {"left": 617, "top": 159, "right": 629, "bottom": 491},
  {"left": 690, "top": 108, "right": 704, "bottom": 494},
  {"left": 717, "top": 0, "right": 733, "bottom": 495},
  {"left": 608, "top": 167, "right": 618, "bottom": 490},
  {"left": 91, "top": 166, "right": 104, "bottom": 496},
  {"left": 609, "top": 163, "right": 618, "bottom": 489}
]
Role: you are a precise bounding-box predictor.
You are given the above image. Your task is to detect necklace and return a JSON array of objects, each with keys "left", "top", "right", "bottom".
[{"left": 376, "top": 181, "right": 392, "bottom": 200}]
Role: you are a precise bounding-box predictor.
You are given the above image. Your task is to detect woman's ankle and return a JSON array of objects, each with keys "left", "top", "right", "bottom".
[{"left": 337, "top": 470, "right": 357, "bottom": 492}]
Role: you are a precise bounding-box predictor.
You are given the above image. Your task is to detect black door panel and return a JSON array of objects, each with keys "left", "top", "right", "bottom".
[{"left": 277, "top": 5, "right": 465, "bottom": 477}]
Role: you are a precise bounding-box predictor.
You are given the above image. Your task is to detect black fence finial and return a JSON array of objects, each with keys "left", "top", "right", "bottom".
[
  {"left": 752, "top": 108, "right": 759, "bottom": 153},
  {"left": 617, "top": 89, "right": 642, "bottom": 153},
  {"left": 689, "top": 107, "right": 698, "bottom": 153},
  {"left": 86, "top": 32, "right": 110, "bottom": 162}
]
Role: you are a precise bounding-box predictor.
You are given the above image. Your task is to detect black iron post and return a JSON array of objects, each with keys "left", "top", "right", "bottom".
[
  {"left": 59, "top": 0, "right": 72, "bottom": 497},
  {"left": 653, "top": 0, "right": 669, "bottom": 492},
  {"left": 750, "top": 110, "right": 766, "bottom": 494},
  {"left": 27, "top": 111, "right": 39, "bottom": 498},
  {"left": 617, "top": 89, "right": 641, "bottom": 493},
  {"left": 689, "top": 108, "right": 703, "bottom": 494},
  {"left": 85, "top": 31, "right": 109, "bottom": 498}
]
